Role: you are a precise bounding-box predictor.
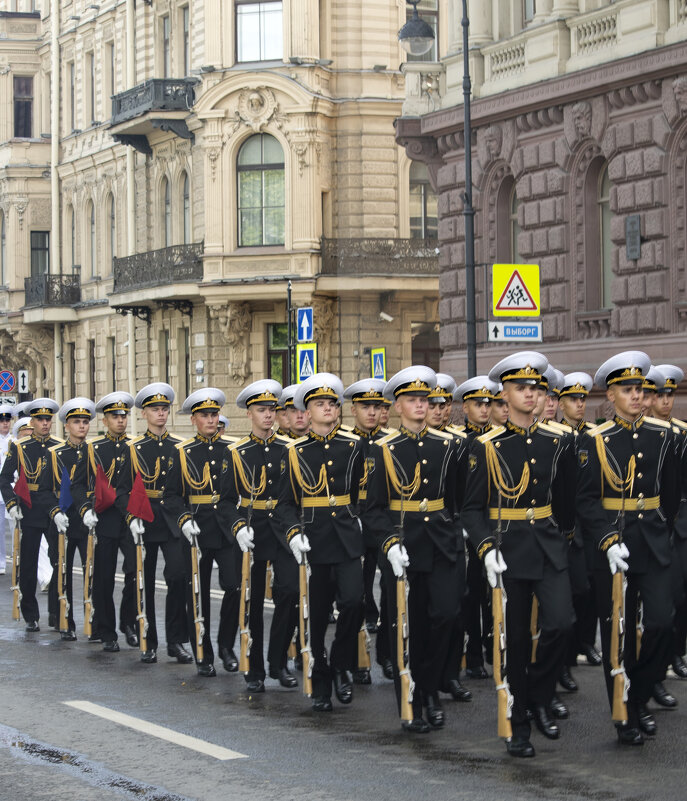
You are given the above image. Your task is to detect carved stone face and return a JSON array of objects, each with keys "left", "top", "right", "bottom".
[
  {"left": 674, "top": 77, "right": 687, "bottom": 115},
  {"left": 484, "top": 125, "right": 502, "bottom": 159},
  {"left": 248, "top": 91, "right": 264, "bottom": 114},
  {"left": 572, "top": 101, "right": 591, "bottom": 137}
]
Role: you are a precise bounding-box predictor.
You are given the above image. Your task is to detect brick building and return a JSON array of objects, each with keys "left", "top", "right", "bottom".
[{"left": 396, "top": 0, "right": 687, "bottom": 418}]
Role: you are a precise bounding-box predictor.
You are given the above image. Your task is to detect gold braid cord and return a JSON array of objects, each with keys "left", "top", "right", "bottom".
[
  {"left": 88, "top": 445, "right": 115, "bottom": 484},
  {"left": 130, "top": 445, "right": 161, "bottom": 485},
  {"left": 17, "top": 443, "right": 41, "bottom": 482},
  {"left": 288, "top": 447, "right": 328, "bottom": 499},
  {"left": 594, "top": 437, "right": 635, "bottom": 498},
  {"left": 50, "top": 451, "right": 77, "bottom": 489},
  {"left": 179, "top": 446, "right": 212, "bottom": 493},
  {"left": 382, "top": 444, "right": 420, "bottom": 501},
  {"left": 231, "top": 450, "right": 266, "bottom": 497},
  {"left": 484, "top": 441, "right": 530, "bottom": 504}
]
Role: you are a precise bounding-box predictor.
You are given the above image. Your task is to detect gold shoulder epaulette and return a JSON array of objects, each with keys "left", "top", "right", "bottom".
[
  {"left": 671, "top": 417, "right": 687, "bottom": 431},
  {"left": 337, "top": 428, "right": 360, "bottom": 441},
  {"left": 587, "top": 420, "right": 614, "bottom": 437},
  {"left": 477, "top": 425, "right": 505, "bottom": 444},
  {"left": 129, "top": 434, "right": 145, "bottom": 445},
  {"left": 177, "top": 437, "right": 196, "bottom": 449},
  {"left": 17, "top": 435, "right": 32, "bottom": 444},
  {"left": 228, "top": 435, "right": 250, "bottom": 451},
  {"left": 380, "top": 426, "right": 397, "bottom": 435},
  {"left": 166, "top": 432, "right": 182, "bottom": 443},
  {"left": 339, "top": 424, "right": 354, "bottom": 432},
  {"left": 427, "top": 427, "right": 452, "bottom": 440},
  {"left": 221, "top": 434, "right": 240, "bottom": 445},
  {"left": 48, "top": 442, "right": 63, "bottom": 454},
  {"left": 644, "top": 415, "right": 672, "bottom": 429},
  {"left": 274, "top": 433, "right": 292, "bottom": 445},
  {"left": 286, "top": 435, "right": 309, "bottom": 449},
  {"left": 374, "top": 430, "right": 400, "bottom": 447},
  {"left": 447, "top": 423, "right": 466, "bottom": 434},
  {"left": 539, "top": 421, "right": 569, "bottom": 435}
]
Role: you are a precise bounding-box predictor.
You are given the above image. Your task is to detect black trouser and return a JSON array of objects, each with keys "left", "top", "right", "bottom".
[
  {"left": 671, "top": 537, "right": 687, "bottom": 658},
  {"left": 18, "top": 524, "right": 46, "bottom": 624},
  {"left": 595, "top": 560, "right": 673, "bottom": 726},
  {"left": 458, "top": 540, "right": 490, "bottom": 671},
  {"left": 309, "top": 558, "right": 364, "bottom": 699},
  {"left": 184, "top": 540, "right": 238, "bottom": 665},
  {"left": 375, "top": 568, "right": 390, "bottom": 666},
  {"left": 93, "top": 532, "right": 137, "bottom": 642},
  {"left": 383, "top": 549, "right": 464, "bottom": 719},
  {"left": 247, "top": 549, "right": 299, "bottom": 681},
  {"left": 503, "top": 565, "right": 574, "bottom": 740},
  {"left": 48, "top": 535, "right": 88, "bottom": 632},
  {"left": 142, "top": 538, "right": 187, "bottom": 650},
  {"left": 565, "top": 544, "right": 595, "bottom": 667},
  {"left": 362, "top": 547, "right": 380, "bottom": 625}
]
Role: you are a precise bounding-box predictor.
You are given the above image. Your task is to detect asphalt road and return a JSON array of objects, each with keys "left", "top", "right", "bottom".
[{"left": 0, "top": 551, "right": 686, "bottom": 801}]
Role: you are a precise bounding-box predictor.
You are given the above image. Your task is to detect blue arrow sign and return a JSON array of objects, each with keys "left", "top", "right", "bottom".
[{"left": 297, "top": 307, "right": 313, "bottom": 343}]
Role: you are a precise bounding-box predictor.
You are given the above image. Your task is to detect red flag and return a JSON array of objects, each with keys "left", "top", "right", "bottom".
[
  {"left": 127, "top": 472, "right": 154, "bottom": 523},
  {"left": 94, "top": 463, "right": 116, "bottom": 513},
  {"left": 14, "top": 465, "right": 32, "bottom": 509}
]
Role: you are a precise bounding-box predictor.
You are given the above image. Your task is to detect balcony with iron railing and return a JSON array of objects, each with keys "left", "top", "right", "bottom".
[
  {"left": 320, "top": 237, "right": 439, "bottom": 277},
  {"left": 112, "top": 242, "right": 204, "bottom": 296},
  {"left": 109, "top": 78, "right": 199, "bottom": 153},
  {"left": 22, "top": 273, "right": 81, "bottom": 323}
]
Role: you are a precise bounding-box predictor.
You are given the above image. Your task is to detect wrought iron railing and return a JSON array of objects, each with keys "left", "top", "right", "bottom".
[
  {"left": 111, "top": 78, "right": 198, "bottom": 125},
  {"left": 320, "top": 237, "right": 439, "bottom": 276},
  {"left": 112, "top": 242, "right": 204, "bottom": 293},
  {"left": 24, "top": 274, "right": 81, "bottom": 307}
]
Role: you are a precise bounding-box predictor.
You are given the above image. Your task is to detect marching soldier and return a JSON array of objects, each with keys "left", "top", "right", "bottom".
[
  {"left": 452, "top": 376, "right": 500, "bottom": 683},
  {"left": 379, "top": 397, "right": 392, "bottom": 430},
  {"left": 434, "top": 373, "right": 457, "bottom": 430},
  {"left": 40, "top": 398, "right": 95, "bottom": 640},
  {"left": 0, "top": 398, "right": 60, "bottom": 631},
  {"left": 278, "top": 373, "right": 365, "bottom": 711},
  {"left": 217, "top": 415, "right": 230, "bottom": 435},
  {"left": 282, "top": 384, "right": 311, "bottom": 439},
  {"left": 115, "top": 383, "right": 191, "bottom": 665},
  {"left": 365, "top": 366, "right": 465, "bottom": 733},
  {"left": 274, "top": 396, "right": 291, "bottom": 438},
  {"left": 490, "top": 385, "right": 509, "bottom": 426},
  {"left": 218, "top": 379, "right": 299, "bottom": 692},
  {"left": 72, "top": 392, "right": 138, "bottom": 651},
  {"left": 462, "top": 352, "right": 577, "bottom": 758},
  {"left": 343, "top": 378, "right": 391, "bottom": 681},
  {"left": 162, "top": 388, "right": 238, "bottom": 677},
  {"left": 577, "top": 352, "right": 680, "bottom": 744}
]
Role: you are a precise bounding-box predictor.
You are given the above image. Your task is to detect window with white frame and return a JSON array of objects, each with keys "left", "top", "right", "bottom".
[
  {"left": 236, "top": 1, "right": 283, "bottom": 62},
  {"left": 237, "top": 134, "right": 285, "bottom": 246}
]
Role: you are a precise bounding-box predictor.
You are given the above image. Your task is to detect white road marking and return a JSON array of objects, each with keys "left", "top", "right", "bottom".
[{"left": 63, "top": 700, "right": 248, "bottom": 761}]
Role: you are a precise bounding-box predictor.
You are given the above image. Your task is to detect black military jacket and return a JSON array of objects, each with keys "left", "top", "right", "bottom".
[
  {"left": 462, "top": 420, "right": 576, "bottom": 580},
  {"left": 669, "top": 418, "right": 687, "bottom": 541},
  {"left": 218, "top": 431, "right": 291, "bottom": 561},
  {"left": 35, "top": 439, "right": 89, "bottom": 540},
  {"left": 354, "top": 424, "right": 388, "bottom": 549},
  {"left": 364, "top": 425, "right": 463, "bottom": 573},
  {"left": 0, "top": 432, "right": 62, "bottom": 529},
  {"left": 577, "top": 414, "right": 679, "bottom": 572},
  {"left": 115, "top": 429, "right": 181, "bottom": 543},
  {"left": 278, "top": 423, "right": 365, "bottom": 565},
  {"left": 71, "top": 432, "right": 129, "bottom": 539},
  {"left": 162, "top": 432, "right": 238, "bottom": 550}
]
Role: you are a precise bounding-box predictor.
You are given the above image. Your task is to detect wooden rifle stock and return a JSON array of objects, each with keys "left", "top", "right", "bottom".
[
  {"left": 530, "top": 596, "right": 540, "bottom": 663},
  {"left": 239, "top": 550, "right": 252, "bottom": 673},
  {"left": 58, "top": 531, "right": 69, "bottom": 632},
  {"left": 357, "top": 623, "right": 371, "bottom": 670},
  {"left": 83, "top": 526, "right": 97, "bottom": 636},
  {"left": 11, "top": 522, "right": 21, "bottom": 621},
  {"left": 396, "top": 572, "right": 413, "bottom": 723},
  {"left": 299, "top": 556, "right": 313, "bottom": 696},
  {"left": 610, "top": 570, "right": 628, "bottom": 723},
  {"left": 190, "top": 533, "right": 204, "bottom": 663},
  {"left": 134, "top": 532, "right": 148, "bottom": 652},
  {"left": 265, "top": 561, "right": 274, "bottom": 600},
  {"left": 491, "top": 489, "right": 513, "bottom": 739}
]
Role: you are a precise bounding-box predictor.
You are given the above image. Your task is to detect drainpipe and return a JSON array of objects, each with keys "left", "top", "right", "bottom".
[
  {"left": 126, "top": 0, "right": 137, "bottom": 433},
  {"left": 51, "top": 0, "right": 63, "bottom": 403}
]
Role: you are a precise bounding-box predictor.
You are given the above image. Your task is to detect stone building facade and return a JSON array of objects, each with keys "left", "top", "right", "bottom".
[
  {"left": 397, "top": 0, "right": 687, "bottom": 418},
  {"left": 0, "top": 0, "right": 439, "bottom": 436}
]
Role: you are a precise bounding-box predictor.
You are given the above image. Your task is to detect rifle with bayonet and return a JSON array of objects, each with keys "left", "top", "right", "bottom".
[
  {"left": 57, "top": 527, "right": 69, "bottom": 633},
  {"left": 238, "top": 467, "right": 256, "bottom": 674},
  {"left": 395, "top": 490, "right": 414, "bottom": 725},
  {"left": 10, "top": 519, "right": 21, "bottom": 621},
  {"left": 610, "top": 477, "right": 629, "bottom": 723},
  {"left": 189, "top": 521, "right": 205, "bottom": 664},
  {"left": 134, "top": 529, "right": 148, "bottom": 653},
  {"left": 83, "top": 523, "right": 97, "bottom": 636},
  {"left": 492, "top": 488, "right": 513, "bottom": 739},
  {"left": 298, "top": 494, "right": 313, "bottom": 697}
]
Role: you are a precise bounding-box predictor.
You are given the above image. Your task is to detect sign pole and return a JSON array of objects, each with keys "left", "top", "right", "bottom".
[{"left": 287, "top": 280, "right": 293, "bottom": 385}]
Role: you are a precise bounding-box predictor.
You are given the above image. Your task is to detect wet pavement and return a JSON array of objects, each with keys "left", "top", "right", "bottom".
[{"left": 0, "top": 554, "right": 685, "bottom": 801}]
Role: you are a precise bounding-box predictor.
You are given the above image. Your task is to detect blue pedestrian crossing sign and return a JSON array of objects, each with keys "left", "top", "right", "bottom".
[
  {"left": 297, "top": 307, "right": 314, "bottom": 343},
  {"left": 371, "top": 347, "right": 386, "bottom": 381},
  {"left": 296, "top": 343, "right": 318, "bottom": 383}
]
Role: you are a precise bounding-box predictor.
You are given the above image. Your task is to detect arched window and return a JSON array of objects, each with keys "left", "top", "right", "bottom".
[
  {"left": 0, "top": 211, "right": 5, "bottom": 285},
  {"left": 88, "top": 200, "right": 96, "bottom": 277},
  {"left": 583, "top": 156, "right": 611, "bottom": 310},
  {"left": 182, "top": 172, "right": 191, "bottom": 244},
  {"left": 409, "top": 162, "right": 437, "bottom": 239},
  {"left": 108, "top": 193, "right": 116, "bottom": 268},
  {"left": 509, "top": 183, "right": 521, "bottom": 263},
  {"left": 162, "top": 177, "right": 172, "bottom": 247},
  {"left": 598, "top": 165, "right": 612, "bottom": 308},
  {"left": 237, "top": 134, "right": 284, "bottom": 247}
]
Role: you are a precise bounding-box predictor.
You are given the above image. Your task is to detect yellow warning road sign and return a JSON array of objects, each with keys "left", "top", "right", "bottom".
[{"left": 492, "top": 264, "right": 540, "bottom": 318}]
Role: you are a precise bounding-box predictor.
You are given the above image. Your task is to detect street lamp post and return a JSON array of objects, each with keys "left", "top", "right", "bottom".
[{"left": 462, "top": 0, "right": 477, "bottom": 378}]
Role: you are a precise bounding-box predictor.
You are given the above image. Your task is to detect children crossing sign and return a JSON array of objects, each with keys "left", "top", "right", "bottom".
[
  {"left": 492, "top": 264, "right": 540, "bottom": 317},
  {"left": 296, "top": 343, "right": 318, "bottom": 383},
  {"left": 371, "top": 347, "right": 386, "bottom": 381}
]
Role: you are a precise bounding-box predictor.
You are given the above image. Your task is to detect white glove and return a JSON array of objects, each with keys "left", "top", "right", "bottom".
[
  {"left": 607, "top": 542, "right": 629, "bottom": 575},
  {"left": 387, "top": 543, "right": 410, "bottom": 578},
  {"left": 462, "top": 527, "right": 469, "bottom": 541},
  {"left": 484, "top": 548, "right": 507, "bottom": 588},
  {"left": 236, "top": 525, "right": 254, "bottom": 553},
  {"left": 130, "top": 518, "right": 145, "bottom": 539},
  {"left": 83, "top": 509, "right": 98, "bottom": 528},
  {"left": 289, "top": 533, "right": 311, "bottom": 564},
  {"left": 182, "top": 519, "right": 201, "bottom": 544},
  {"left": 54, "top": 511, "right": 69, "bottom": 534},
  {"left": 8, "top": 505, "right": 22, "bottom": 522}
]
